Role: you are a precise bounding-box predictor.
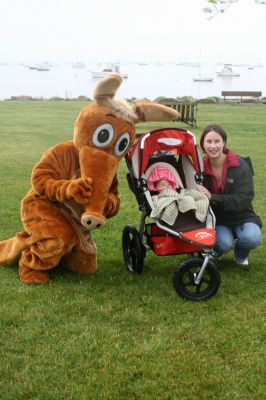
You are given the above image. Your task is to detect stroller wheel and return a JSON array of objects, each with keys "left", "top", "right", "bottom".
[
  {"left": 122, "top": 225, "right": 145, "bottom": 274},
  {"left": 172, "top": 257, "right": 221, "bottom": 301}
]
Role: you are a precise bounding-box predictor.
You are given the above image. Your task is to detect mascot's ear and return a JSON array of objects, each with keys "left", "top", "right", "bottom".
[
  {"left": 93, "top": 73, "right": 123, "bottom": 103},
  {"left": 132, "top": 101, "right": 180, "bottom": 123},
  {"left": 93, "top": 73, "right": 180, "bottom": 123}
]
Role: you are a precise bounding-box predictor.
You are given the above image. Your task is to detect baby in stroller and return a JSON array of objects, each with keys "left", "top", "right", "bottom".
[
  {"left": 147, "top": 163, "right": 181, "bottom": 191},
  {"left": 146, "top": 163, "right": 209, "bottom": 226},
  {"left": 122, "top": 127, "right": 221, "bottom": 300}
]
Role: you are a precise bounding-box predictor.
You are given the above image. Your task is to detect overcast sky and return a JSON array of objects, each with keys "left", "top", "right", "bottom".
[{"left": 1, "top": 0, "right": 266, "bottom": 64}]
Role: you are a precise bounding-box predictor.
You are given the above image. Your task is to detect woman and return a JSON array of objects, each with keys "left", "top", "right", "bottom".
[{"left": 198, "top": 124, "right": 262, "bottom": 266}]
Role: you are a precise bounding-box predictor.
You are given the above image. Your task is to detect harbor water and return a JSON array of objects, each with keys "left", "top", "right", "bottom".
[{"left": 0, "top": 62, "right": 265, "bottom": 101}]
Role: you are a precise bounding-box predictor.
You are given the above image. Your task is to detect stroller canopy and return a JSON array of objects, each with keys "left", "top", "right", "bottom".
[{"left": 129, "top": 128, "right": 202, "bottom": 178}]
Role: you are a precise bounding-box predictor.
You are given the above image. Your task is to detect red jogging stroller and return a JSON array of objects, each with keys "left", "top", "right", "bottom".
[{"left": 122, "top": 127, "right": 221, "bottom": 300}]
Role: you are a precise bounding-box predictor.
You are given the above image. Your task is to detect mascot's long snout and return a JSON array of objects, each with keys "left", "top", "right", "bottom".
[{"left": 79, "top": 146, "right": 118, "bottom": 230}]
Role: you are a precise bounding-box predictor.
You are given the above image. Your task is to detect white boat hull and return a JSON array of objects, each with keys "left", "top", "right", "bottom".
[
  {"left": 193, "top": 77, "right": 213, "bottom": 82},
  {"left": 217, "top": 72, "right": 240, "bottom": 77},
  {"left": 92, "top": 71, "right": 128, "bottom": 79}
]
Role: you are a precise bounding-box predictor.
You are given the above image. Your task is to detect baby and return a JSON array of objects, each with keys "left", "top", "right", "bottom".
[
  {"left": 146, "top": 163, "right": 182, "bottom": 192},
  {"left": 146, "top": 163, "right": 209, "bottom": 225}
]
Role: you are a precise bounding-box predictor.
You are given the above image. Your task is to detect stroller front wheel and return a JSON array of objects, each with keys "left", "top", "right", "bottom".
[
  {"left": 122, "top": 225, "right": 145, "bottom": 274},
  {"left": 173, "top": 257, "right": 221, "bottom": 301}
]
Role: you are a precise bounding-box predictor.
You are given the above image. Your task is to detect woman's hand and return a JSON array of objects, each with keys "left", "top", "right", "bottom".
[{"left": 197, "top": 184, "right": 212, "bottom": 200}]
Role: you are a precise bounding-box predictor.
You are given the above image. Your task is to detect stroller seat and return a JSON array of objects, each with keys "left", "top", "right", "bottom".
[{"left": 158, "top": 210, "right": 205, "bottom": 232}]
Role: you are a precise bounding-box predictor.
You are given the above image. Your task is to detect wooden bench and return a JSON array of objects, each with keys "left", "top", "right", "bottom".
[
  {"left": 164, "top": 102, "right": 198, "bottom": 128},
  {"left": 221, "top": 91, "right": 262, "bottom": 102}
]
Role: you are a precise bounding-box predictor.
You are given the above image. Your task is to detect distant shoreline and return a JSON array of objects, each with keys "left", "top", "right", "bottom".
[{"left": 2, "top": 95, "right": 266, "bottom": 105}]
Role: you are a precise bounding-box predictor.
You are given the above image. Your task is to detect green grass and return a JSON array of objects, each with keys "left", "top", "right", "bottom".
[{"left": 0, "top": 101, "right": 265, "bottom": 399}]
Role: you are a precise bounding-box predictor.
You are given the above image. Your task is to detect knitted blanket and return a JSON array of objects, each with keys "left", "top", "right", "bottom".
[{"left": 150, "top": 188, "right": 209, "bottom": 226}]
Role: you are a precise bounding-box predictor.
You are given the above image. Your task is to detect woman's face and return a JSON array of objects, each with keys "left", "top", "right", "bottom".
[{"left": 203, "top": 130, "right": 225, "bottom": 159}]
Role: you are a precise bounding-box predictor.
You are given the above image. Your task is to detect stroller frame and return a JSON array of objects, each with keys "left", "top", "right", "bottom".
[{"left": 122, "top": 127, "right": 221, "bottom": 300}]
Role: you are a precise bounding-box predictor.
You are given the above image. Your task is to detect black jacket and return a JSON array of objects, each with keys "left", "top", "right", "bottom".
[{"left": 203, "top": 155, "right": 262, "bottom": 228}]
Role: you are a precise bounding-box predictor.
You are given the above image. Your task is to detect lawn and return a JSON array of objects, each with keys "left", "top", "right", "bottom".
[{"left": 0, "top": 100, "right": 265, "bottom": 400}]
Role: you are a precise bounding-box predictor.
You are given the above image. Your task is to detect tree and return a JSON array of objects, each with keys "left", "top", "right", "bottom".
[{"left": 203, "top": 0, "right": 266, "bottom": 19}]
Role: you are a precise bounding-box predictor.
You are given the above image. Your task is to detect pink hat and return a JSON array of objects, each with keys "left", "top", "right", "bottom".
[{"left": 147, "top": 165, "right": 177, "bottom": 191}]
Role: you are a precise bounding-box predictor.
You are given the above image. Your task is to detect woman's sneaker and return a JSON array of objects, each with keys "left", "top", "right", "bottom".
[
  {"left": 209, "top": 251, "right": 221, "bottom": 260},
  {"left": 234, "top": 255, "right": 249, "bottom": 266}
]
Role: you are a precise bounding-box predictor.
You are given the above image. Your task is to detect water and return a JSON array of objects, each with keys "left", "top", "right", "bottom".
[{"left": 0, "top": 62, "right": 265, "bottom": 101}]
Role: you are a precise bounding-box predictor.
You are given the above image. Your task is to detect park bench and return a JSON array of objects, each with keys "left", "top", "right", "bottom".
[
  {"left": 164, "top": 102, "right": 198, "bottom": 128},
  {"left": 221, "top": 91, "right": 262, "bottom": 102}
]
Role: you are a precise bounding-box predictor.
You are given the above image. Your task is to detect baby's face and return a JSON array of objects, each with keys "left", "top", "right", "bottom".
[{"left": 155, "top": 179, "right": 172, "bottom": 191}]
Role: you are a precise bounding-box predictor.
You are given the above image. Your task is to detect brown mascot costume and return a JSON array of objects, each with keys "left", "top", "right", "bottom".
[{"left": 0, "top": 73, "right": 179, "bottom": 284}]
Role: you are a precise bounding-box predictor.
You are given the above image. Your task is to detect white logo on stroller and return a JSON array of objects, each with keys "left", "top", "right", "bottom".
[
  {"left": 155, "top": 242, "right": 165, "bottom": 248},
  {"left": 195, "top": 231, "right": 213, "bottom": 241},
  {"left": 157, "top": 138, "right": 182, "bottom": 146}
]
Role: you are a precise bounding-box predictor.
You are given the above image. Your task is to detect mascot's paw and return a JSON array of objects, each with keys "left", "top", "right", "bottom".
[
  {"left": 104, "top": 194, "right": 120, "bottom": 218},
  {"left": 64, "top": 248, "right": 97, "bottom": 274},
  {"left": 66, "top": 178, "right": 92, "bottom": 204},
  {"left": 19, "top": 264, "right": 50, "bottom": 284}
]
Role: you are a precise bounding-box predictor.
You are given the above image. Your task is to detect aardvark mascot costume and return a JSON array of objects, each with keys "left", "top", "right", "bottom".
[{"left": 0, "top": 73, "right": 179, "bottom": 284}]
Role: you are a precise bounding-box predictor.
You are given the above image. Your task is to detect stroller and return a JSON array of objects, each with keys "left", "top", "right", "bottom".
[{"left": 122, "top": 127, "right": 221, "bottom": 301}]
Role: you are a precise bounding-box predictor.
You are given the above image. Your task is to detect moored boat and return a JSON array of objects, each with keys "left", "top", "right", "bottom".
[
  {"left": 193, "top": 76, "right": 213, "bottom": 82},
  {"left": 91, "top": 63, "right": 128, "bottom": 79},
  {"left": 217, "top": 65, "right": 240, "bottom": 77}
]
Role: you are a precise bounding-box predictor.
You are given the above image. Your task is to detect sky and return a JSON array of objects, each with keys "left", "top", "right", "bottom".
[{"left": 1, "top": 0, "right": 266, "bottom": 65}]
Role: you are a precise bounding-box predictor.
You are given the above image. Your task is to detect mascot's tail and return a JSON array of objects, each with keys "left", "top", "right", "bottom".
[{"left": 0, "top": 231, "right": 30, "bottom": 266}]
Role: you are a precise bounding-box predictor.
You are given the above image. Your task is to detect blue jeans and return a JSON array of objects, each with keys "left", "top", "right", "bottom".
[{"left": 214, "top": 223, "right": 262, "bottom": 261}]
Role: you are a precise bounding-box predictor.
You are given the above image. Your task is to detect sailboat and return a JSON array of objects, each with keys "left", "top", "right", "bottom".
[
  {"left": 72, "top": 62, "right": 86, "bottom": 68},
  {"left": 28, "top": 62, "right": 51, "bottom": 71},
  {"left": 193, "top": 75, "right": 213, "bottom": 82},
  {"left": 193, "top": 65, "right": 213, "bottom": 82},
  {"left": 91, "top": 63, "right": 128, "bottom": 79},
  {"left": 192, "top": 47, "right": 213, "bottom": 82}
]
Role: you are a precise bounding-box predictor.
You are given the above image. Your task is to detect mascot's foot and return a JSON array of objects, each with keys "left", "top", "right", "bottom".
[
  {"left": 19, "top": 264, "right": 50, "bottom": 284},
  {"left": 64, "top": 248, "right": 97, "bottom": 275}
]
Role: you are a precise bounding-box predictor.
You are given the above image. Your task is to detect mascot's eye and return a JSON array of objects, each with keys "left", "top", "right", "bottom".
[
  {"left": 92, "top": 124, "right": 114, "bottom": 147},
  {"left": 114, "top": 132, "right": 131, "bottom": 157}
]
